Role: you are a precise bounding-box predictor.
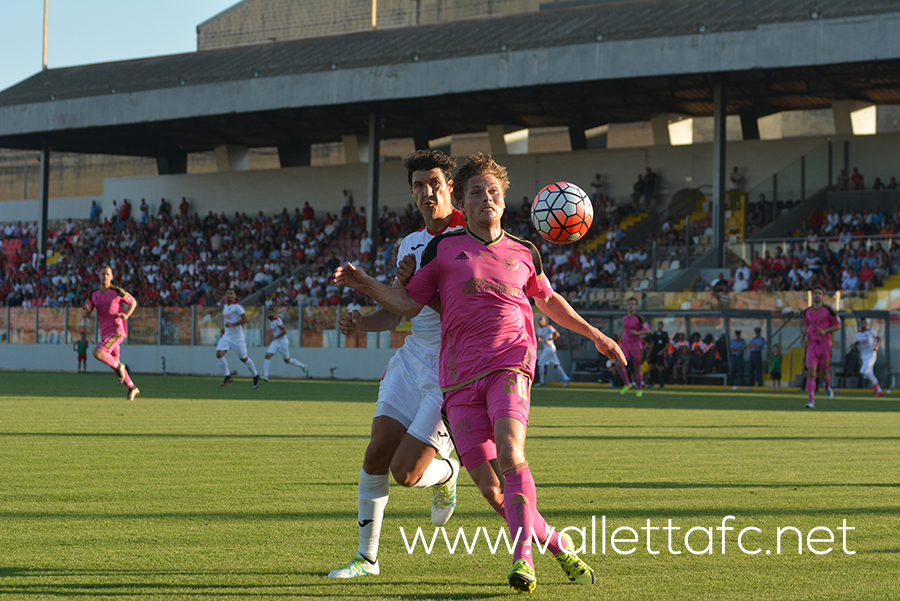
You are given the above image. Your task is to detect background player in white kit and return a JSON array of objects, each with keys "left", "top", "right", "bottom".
[
  {"left": 216, "top": 288, "right": 260, "bottom": 388},
  {"left": 328, "top": 150, "right": 465, "bottom": 579},
  {"left": 534, "top": 315, "right": 571, "bottom": 387},
  {"left": 262, "top": 308, "right": 308, "bottom": 381},
  {"left": 855, "top": 317, "right": 884, "bottom": 396}
]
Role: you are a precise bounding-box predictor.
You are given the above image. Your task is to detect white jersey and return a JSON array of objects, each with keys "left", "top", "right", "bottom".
[
  {"left": 222, "top": 303, "right": 246, "bottom": 344},
  {"left": 856, "top": 329, "right": 878, "bottom": 356},
  {"left": 537, "top": 325, "right": 558, "bottom": 353},
  {"left": 268, "top": 316, "right": 286, "bottom": 340},
  {"left": 395, "top": 210, "right": 467, "bottom": 354}
]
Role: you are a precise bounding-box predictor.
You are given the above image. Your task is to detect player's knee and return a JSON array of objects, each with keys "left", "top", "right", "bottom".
[
  {"left": 390, "top": 462, "right": 419, "bottom": 488},
  {"left": 363, "top": 443, "right": 392, "bottom": 474},
  {"left": 283, "top": 358, "right": 291, "bottom": 364}
]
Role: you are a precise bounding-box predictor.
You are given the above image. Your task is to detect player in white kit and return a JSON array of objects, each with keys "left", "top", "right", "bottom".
[
  {"left": 328, "top": 150, "right": 465, "bottom": 579},
  {"left": 262, "top": 308, "right": 308, "bottom": 381},
  {"left": 855, "top": 317, "right": 884, "bottom": 396},
  {"left": 535, "top": 315, "right": 571, "bottom": 387},
  {"left": 216, "top": 288, "right": 260, "bottom": 388}
]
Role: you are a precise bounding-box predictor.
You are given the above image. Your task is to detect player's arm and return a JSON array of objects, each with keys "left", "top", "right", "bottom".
[
  {"left": 82, "top": 296, "right": 94, "bottom": 317},
  {"left": 340, "top": 307, "right": 404, "bottom": 335},
  {"left": 395, "top": 253, "right": 441, "bottom": 314},
  {"left": 333, "top": 262, "right": 424, "bottom": 319},
  {"left": 535, "top": 292, "right": 626, "bottom": 365},
  {"left": 118, "top": 297, "right": 137, "bottom": 320},
  {"left": 873, "top": 333, "right": 880, "bottom": 352}
]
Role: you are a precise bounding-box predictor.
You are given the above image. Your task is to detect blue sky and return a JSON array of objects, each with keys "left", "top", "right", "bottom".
[{"left": 1, "top": 0, "right": 238, "bottom": 92}]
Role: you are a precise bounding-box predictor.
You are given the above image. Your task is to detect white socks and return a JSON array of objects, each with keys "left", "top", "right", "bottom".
[
  {"left": 218, "top": 357, "right": 230, "bottom": 376},
  {"left": 245, "top": 358, "right": 258, "bottom": 376},
  {"left": 263, "top": 359, "right": 271, "bottom": 377},
  {"left": 357, "top": 468, "right": 390, "bottom": 562},
  {"left": 410, "top": 458, "right": 453, "bottom": 489}
]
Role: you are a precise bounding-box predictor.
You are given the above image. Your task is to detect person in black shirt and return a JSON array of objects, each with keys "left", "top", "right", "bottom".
[{"left": 648, "top": 321, "right": 670, "bottom": 388}]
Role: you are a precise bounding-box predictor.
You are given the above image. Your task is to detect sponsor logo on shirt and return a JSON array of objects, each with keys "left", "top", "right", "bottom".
[{"left": 461, "top": 278, "right": 522, "bottom": 297}]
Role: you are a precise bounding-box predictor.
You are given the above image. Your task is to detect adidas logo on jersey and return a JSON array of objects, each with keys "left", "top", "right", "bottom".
[{"left": 456, "top": 252, "right": 469, "bottom": 260}]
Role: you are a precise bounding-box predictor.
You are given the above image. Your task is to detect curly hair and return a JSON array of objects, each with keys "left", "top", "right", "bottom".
[{"left": 451, "top": 153, "right": 510, "bottom": 203}]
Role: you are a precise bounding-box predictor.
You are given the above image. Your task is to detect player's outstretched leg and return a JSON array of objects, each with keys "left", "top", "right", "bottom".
[
  {"left": 288, "top": 358, "right": 308, "bottom": 378},
  {"left": 429, "top": 458, "right": 459, "bottom": 526},
  {"left": 554, "top": 532, "right": 596, "bottom": 584},
  {"left": 805, "top": 377, "right": 816, "bottom": 408},
  {"left": 263, "top": 358, "right": 271, "bottom": 381},
  {"left": 328, "top": 468, "right": 387, "bottom": 579}
]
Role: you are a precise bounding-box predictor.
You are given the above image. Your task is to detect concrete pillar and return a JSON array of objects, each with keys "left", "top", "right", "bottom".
[
  {"left": 650, "top": 114, "right": 670, "bottom": 146},
  {"left": 156, "top": 146, "right": 187, "bottom": 175},
  {"left": 38, "top": 143, "right": 50, "bottom": 269},
  {"left": 832, "top": 100, "right": 871, "bottom": 135},
  {"left": 367, "top": 111, "right": 381, "bottom": 244},
  {"left": 712, "top": 85, "right": 727, "bottom": 268},
  {"left": 487, "top": 125, "right": 508, "bottom": 155},
  {"left": 739, "top": 108, "right": 761, "bottom": 140},
  {"left": 568, "top": 122, "right": 587, "bottom": 151},
  {"left": 214, "top": 144, "right": 249, "bottom": 171},
  {"left": 277, "top": 140, "right": 311, "bottom": 167},
  {"left": 342, "top": 135, "right": 363, "bottom": 163}
]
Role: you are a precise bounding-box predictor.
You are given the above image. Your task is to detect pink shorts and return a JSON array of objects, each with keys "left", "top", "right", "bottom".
[
  {"left": 622, "top": 346, "right": 642, "bottom": 366},
  {"left": 805, "top": 341, "right": 831, "bottom": 370},
  {"left": 96, "top": 332, "right": 125, "bottom": 360},
  {"left": 443, "top": 370, "right": 530, "bottom": 471}
]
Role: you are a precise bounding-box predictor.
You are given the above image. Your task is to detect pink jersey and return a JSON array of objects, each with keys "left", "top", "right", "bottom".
[
  {"left": 405, "top": 228, "right": 553, "bottom": 391},
  {"left": 621, "top": 314, "right": 646, "bottom": 350},
  {"left": 804, "top": 305, "right": 840, "bottom": 345},
  {"left": 88, "top": 286, "right": 135, "bottom": 338}
]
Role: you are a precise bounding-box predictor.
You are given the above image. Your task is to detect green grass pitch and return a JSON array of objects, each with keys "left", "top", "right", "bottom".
[{"left": 0, "top": 372, "right": 897, "bottom": 600}]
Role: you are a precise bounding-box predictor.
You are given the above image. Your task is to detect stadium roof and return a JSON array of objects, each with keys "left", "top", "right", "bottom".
[{"left": 1, "top": 0, "right": 900, "bottom": 157}]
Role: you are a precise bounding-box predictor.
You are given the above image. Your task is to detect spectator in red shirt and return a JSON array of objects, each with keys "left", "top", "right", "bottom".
[
  {"left": 851, "top": 167, "right": 864, "bottom": 190},
  {"left": 179, "top": 197, "right": 190, "bottom": 216},
  {"left": 119, "top": 199, "right": 131, "bottom": 220}
]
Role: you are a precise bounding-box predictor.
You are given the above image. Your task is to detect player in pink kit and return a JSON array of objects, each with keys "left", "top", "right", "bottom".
[
  {"left": 82, "top": 265, "right": 140, "bottom": 400},
  {"left": 618, "top": 297, "right": 650, "bottom": 396},
  {"left": 335, "top": 154, "right": 626, "bottom": 593},
  {"left": 802, "top": 285, "right": 841, "bottom": 409}
]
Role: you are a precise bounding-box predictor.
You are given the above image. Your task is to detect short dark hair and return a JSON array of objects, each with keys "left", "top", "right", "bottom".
[
  {"left": 452, "top": 153, "right": 510, "bottom": 203},
  {"left": 403, "top": 150, "right": 456, "bottom": 187},
  {"left": 811, "top": 285, "right": 826, "bottom": 293}
]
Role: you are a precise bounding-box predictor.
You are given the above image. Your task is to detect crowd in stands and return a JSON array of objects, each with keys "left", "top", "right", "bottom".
[
  {"left": 0, "top": 198, "right": 373, "bottom": 309},
  {"left": 700, "top": 204, "right": 900, "bottom": 297},
  {"left": 3, "top": 180, "right": 898, "bottom": 309}
]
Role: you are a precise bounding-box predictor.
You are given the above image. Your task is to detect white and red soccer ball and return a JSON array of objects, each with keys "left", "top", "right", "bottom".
[{"left": 531, "top": 182, "right": 593, "bottom": 244}]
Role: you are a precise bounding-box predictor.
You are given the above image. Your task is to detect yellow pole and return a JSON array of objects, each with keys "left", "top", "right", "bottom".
[
  {"left": 372, "top": 0, "right": 377, "bottom": 29},
  {"left": 42, "top": 0, "right": 49, "bottom": 70}
]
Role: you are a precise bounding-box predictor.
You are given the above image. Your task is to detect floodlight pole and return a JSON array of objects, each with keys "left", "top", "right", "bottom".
[
  {"left": 42, "top": 0, "right": 49, "bottom": 70},
  {"left": 372, "top": 0, "right": 377, "bottom": 29}
]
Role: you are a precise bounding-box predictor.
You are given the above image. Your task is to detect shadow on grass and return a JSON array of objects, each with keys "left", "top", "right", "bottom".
[
  {"left": 6, "top": 373, "right": 900, "bottom": 413},
  {"left": 0, "top": 566, "right": 507, "bottom": 599}
]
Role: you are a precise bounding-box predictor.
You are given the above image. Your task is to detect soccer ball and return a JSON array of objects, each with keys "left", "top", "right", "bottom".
[{"left": 531, "top": 182, "right": 593, "bottom": 244}]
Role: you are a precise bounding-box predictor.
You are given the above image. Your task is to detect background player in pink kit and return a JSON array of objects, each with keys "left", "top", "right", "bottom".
[
  {"left": 802, "top": 286, "right": 842, "bottom": 408},
  {"left": 334, "top": 154, "right": 626, "bottom": 593},
  {"left": 82, "top": 265, "right": 139, "bottom": 400},
  {"left": 618, "top": 297, "right": 650, "bottom": 396}
]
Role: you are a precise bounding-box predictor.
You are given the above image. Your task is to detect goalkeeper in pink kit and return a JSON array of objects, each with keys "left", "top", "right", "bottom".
[
  {"left": 334, "top": 154, "right": 626, "bottom": 593},
  {"left": 83, "top": 265, "right": 140, "bottom": 400}
]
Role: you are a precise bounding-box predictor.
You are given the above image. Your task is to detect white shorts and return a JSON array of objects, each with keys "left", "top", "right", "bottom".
[
  {"left": 217, "top": 336, "right": 248, "bottom": 359},
  {"left": 860, "top": 352, "right": 877, "bottom": 376},
  {"left": 267, "top": 338, "right": 290, "bottom": 358},
  {"left": 373, "top": 336, "right": 453, "bottom": 459},
  {"left": 538, "top": 346, "right": 560, "bottom": 367}
]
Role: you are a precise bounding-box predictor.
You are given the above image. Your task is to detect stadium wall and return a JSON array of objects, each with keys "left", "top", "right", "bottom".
[
  {"left": 0, "top": 344, "right": 396, "bottom": 380},
  {"left": 0, "top": 196, "right": 94, "bottom": 223},
  {"left": 93, "top": 134, "right": 840, "bottom": 220},
  {"left": 4, "top": 132, "right": 899, "bottom": 223}
]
